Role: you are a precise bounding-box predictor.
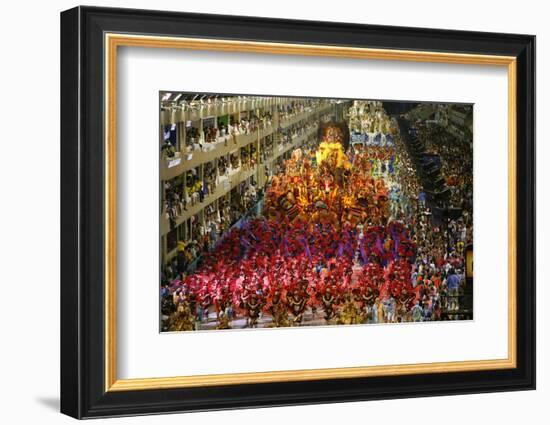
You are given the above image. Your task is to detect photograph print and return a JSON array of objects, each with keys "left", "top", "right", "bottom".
[{"left": 159, "top": 94, "right": 473, "bottom": 332}]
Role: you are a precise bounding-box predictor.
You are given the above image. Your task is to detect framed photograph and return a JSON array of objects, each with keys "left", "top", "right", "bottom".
[{"left": 60, "top": 6, "right": 535, "bottom": 419}]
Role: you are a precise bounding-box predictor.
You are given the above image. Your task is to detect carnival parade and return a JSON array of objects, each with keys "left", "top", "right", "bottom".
[{"left": 160, "top": 98, "right": 473, "bottom": 332}]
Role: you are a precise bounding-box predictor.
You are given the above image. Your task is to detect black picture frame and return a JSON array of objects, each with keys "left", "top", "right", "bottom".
[{"left": 61, "top": 5, "right": 535, "bottom": 419}]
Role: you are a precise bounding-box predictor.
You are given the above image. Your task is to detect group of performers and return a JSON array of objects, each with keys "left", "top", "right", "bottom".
[
  {"left": 163, "top": 217, "right": 422, "bottom": 331},
  {"left": 161, "top": 102, "right": 470, "bottom": 332}
]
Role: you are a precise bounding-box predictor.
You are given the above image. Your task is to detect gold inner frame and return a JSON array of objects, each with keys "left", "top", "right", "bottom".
[{"left": 104, "top": 33, "right": 517, "bottom": 392}]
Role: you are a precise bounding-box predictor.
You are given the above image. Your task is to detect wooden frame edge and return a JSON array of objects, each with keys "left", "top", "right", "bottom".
[
  {"left": 105, "top": 32, "right": 118, "bottom": 391},
  {"left": 108, "top": 358, "right": 516, "bottom": 391},
  {"left": 507, "top": 59, "right": 518, "bottom": 369},
  {"left": 104, "top": 33, "right": 518, "bottom": 392}
]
